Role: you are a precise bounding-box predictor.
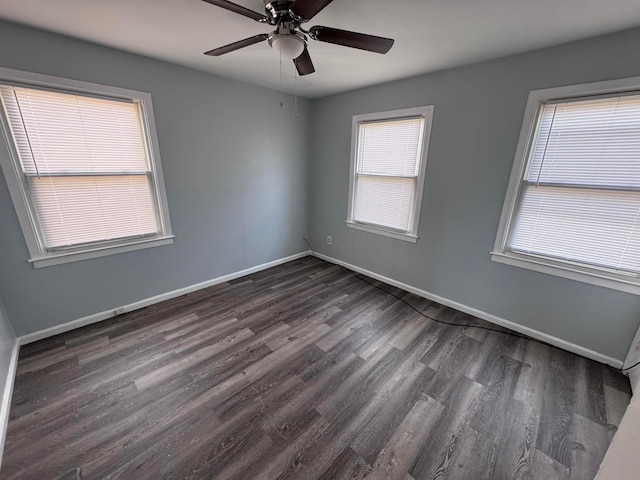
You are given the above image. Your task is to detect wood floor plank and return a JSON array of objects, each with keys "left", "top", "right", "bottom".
[
  {"left": 135, "top": 327, "right": 254, "bottom": 390},
  {"left": 325, "top": 303, "right": 413, "bottom": 364},
  {"left": 158, "top": 375, "right": 305, "bottom": 478},
  {"left": 492, "top": 401, "right": 540, "bottom": 480},
  {"left": 349, "top": 365, "right": 436, "bottom": 465},
  {"left": 201, "top": 433, "right": 274, "bottom": 480},
  {"left": 4, "top": 375, "right": 208, "bottom": 479},
  {"left": 423, "top": 335, "right": 481, "bottom": 402},
  {"left": 469, "top": 353, "right": 524, "bottom": 441},
  {"left": 81, "top": 405, "right": 223, "bottom": 479},
  {"left": 187, "top": 332, "right": 278, "bottom": 385},
  {"left": 214, "top": 344, "right": 325, "bottom": 420},
  {"left": 603, "top": 384, "right": 630, "bottom": 430},
  {"left": 317, "top": 447, "right": 372, "bottom": 480},
  {"left": 17, "top": 336, "right": 65, "bottom": 360},
  {"left": 167, "top": 423, "right": 273, "bottom": 480},
  {"left": 74, "top": 313, "right": 202, "bottom": 365},
  {"left": 601, "top": 363, "right": 632, "bottom": 395},
  {"left": 442, "top": 425, "right": 499, "bottom": 480},
  {"left": 535, "top": 366, "right": 576, "bottom": 468},
  {"left": 243, "top": 322, "right": 332, "bottom": 384},
  {"left": 513, "top": 340, "right": 553, "bottom": 414},
  {"left": 2, "top": 257, "right": 629, "bottom": 480},
  {"left": 419, "top": 320, "right": 466, "bottom": 370},
  {"left": 314, "top": 305, "right": 382, "bottom": 352},
  {"left": 355, "top": 309, "right": 423, "bottom": 360},
  {"left": 531, "top": 449, "right": 570, "bottom": 480},
  {"left": 167, "top": 316, "right": 239, "bottom": 350},
  {"left": 261, "top": 351, "right": 364, "bottom": 440},
  {"left": 276, "top": 346, "right": 421, "bottom": 479},
  {"left": 569, "top": 414, "right": 611, "bottom": 480},
  {"left": 365, "top": 397, "right": 444, "bottom": 480},
  {"left": 8, "top": 330, "right": 198, "bottom": 437},
  {"left": 266, "top": 306, "right": 342, "bottom": 351},
  {"left": 236, "top": 409, "right": 332, "bottom": 480},
  {"left": 319, "top": 349, "right": 404, "bottom": 424},
  {"left": 324, "top": 285, "right": 386, "bottom": 325},
  {"left": 408, "top": 375, "right": 484, "bottom": 480},
  {"left": 574, "top": 357, "right": 607, "bottom": 427},
  {"left": 388, "top": 316, "right": 431, "bottom": 351},
  {"left": 17, "top": 336, "right": 110, "bottom": 374}
]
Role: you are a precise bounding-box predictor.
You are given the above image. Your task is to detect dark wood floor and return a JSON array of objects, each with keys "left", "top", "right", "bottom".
[{"left": 1, "top": 257, "right": 631, "bottom": 480}]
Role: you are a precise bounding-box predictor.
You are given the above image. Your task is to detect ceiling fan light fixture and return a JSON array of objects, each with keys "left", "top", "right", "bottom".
[
  {"left": 202, "top": 0, "right": 395, "bottom": 75},
  {"left": 268, "top": 33, "right": 305, "bottom": 60}
]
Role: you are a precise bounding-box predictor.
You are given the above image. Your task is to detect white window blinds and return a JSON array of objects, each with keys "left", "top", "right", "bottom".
[
  {"left": 0, "top": 85, "right": 159, "bottom": 250},
  {"left": 510, "top": 94, "right": 640, "bottom": 274},
  {"left": 353, "top": 117, "right": 425, "bottom": 232}
]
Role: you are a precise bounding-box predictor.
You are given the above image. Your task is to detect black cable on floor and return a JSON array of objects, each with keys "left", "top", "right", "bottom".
[
  {"left": 353, "top": 270, "right": 554, "bottom": 345},
  {"left": 623, "top": 360, "right": 640, "bottom": 372},
  {"left": 302, "top": 237, "right": 640, "bottom": 373}
]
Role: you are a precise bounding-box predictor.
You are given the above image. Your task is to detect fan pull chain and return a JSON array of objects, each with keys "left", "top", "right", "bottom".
[
  {"left": 279, "top": 49, "right": 285, "bottom": 108},
  {"left": 294, "top": 71, "right": 299, "bottom": 117}
]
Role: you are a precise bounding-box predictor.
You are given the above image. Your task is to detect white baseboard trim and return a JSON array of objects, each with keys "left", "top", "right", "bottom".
[
  {"left": 0, "top": 340, "right": 19, "bottom": 467},
  {"left": 314, "top": 252, "right": 624, "bottom": 369},
  {"left": 18, "top": 251, "right": 312, "bottom": 345}
]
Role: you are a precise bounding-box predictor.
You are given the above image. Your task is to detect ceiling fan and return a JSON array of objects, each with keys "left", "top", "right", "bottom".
[{"left": 202, "top": 0, "right": 395, "bottom": 76}]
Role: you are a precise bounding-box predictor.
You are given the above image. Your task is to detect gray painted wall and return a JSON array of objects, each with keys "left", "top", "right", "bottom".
[
  {"left": 309, "top": 27, "right": 640, "bottom": 361},
  {"left": 0, "top": 21, "right": 311, "bottom": 335}
]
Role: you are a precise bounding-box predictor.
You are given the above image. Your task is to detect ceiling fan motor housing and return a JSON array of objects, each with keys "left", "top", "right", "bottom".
[
  {"left": 263, "top": 0, "right": 307, "bottom": 60},
  {"left": 263, "top": 0, "right": 296, "bottom": 24}
]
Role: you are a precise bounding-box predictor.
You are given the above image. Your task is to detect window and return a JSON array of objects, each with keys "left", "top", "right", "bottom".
[
  {"left": 0, "top": 68, "right": 173, "bottom": 268},
  {"left": 347, "top": 106, "right": 433, "bottom": 242},
  {"left": 492, "top": 77, "right": 640, "bottom": 294}
]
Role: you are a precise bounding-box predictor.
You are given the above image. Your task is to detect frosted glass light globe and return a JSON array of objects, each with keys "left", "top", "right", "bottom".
[{"left": 270, "top": 34, "right": 304, "bottom": 60}]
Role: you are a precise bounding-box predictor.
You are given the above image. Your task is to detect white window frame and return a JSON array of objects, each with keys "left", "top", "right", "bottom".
[
  {"left": 346, "top": 106, "right": 434, "bottom": 243},
  {"left": 491, "top": 76, "right": 640, "bottom": 295},
  {"left": 0, "top": 67, "right": 173, "bottom": 268}
]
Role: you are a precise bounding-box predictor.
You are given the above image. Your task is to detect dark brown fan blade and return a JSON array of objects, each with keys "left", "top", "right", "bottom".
[
  {"left": 294, "top": 47, "right": 315, "bottom": 76},
  {"left": 290, "top": 0, "right": 334, "bottom": 21},
  {"left": 204, "top": 34, "right": 269, "bottom": 56},
  {"left": 202, "top": 0, "right": 267, "bottom": 22},
  {"left": 309, "top": 26, "right": 394, "bottom": 54}
]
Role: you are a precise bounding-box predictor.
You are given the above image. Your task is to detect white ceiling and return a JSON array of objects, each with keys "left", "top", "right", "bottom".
[{"left": 1, "top": 0, "right": 640, "bottom": 98}]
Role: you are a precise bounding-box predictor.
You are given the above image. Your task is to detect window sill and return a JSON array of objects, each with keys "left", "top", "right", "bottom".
[
  {"left": 490, "top": 250, "right": 640, "bottom": 295},
  {"left": 29, "top": 236, "right": 175, "bottom": 268},
  {"left": 346, "top": 221, "right": 418, "bottom": 243}
]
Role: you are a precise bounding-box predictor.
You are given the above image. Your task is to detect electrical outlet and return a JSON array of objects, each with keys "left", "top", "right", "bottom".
[{"left": 327, "top": 235, "right": 332, "bottom": 245}]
